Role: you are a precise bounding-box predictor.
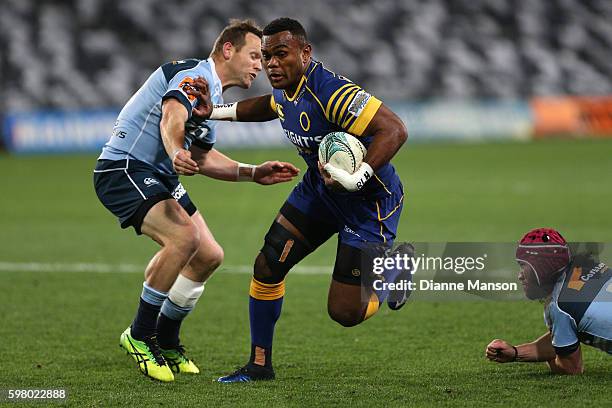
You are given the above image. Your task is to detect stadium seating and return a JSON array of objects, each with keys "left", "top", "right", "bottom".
[{"left": 1, "top": 0, "right": 611, "bottom": 111}]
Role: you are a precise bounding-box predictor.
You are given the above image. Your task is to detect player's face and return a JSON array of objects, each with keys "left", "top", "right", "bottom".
[
  {"left": 261, "top": 31, "right": 311, "bottom": 91},
  {"left": 228, "top": 32, "right": 263, "bottom": 89},
  {"left": 518, "top": 262, "right": 550, "bottom": 300}
]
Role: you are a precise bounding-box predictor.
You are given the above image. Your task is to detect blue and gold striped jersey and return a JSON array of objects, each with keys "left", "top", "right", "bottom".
[{"left": 270, "top": 60, "right": 399, "bottom": 198}]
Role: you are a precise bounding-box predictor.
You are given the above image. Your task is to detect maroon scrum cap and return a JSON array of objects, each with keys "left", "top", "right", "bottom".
[{"left": 515, "top": 228, "right": 571, "bottom": 286}]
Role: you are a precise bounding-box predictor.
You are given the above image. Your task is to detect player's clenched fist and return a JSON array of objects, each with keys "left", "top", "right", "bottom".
[
  {"left": 486, "top": 339, "right": 517, "bottom": 363},
  {"left": 172, "top": 148, "right": 200, "bottom": 176}
]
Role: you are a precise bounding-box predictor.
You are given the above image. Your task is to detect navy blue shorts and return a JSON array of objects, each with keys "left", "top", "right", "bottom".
[
  {"left": 93, "top": 159, "right": 197, "bottom": 234},
  {"left": 286, "top": 168, "right": 403, "bottom": 249}
]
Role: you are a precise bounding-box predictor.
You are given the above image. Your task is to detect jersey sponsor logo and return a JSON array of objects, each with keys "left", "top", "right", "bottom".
[
  {"left": 348, "top": 90, "right": 371, "bottom": 117},
  {"left": 172, "top": 183, "right": 187, "bottom": 201},
  {"left": 282, "top": 129, "right": 324, "bottom": 149},
  {"left": 143, "top": 177, "right": 159, "bottom": 187},
  {"left": 582, "top": 263, "right": 607, "bottom": 282},
  {"left": 568, "top": 263, "right": 607, "bottom": 291}
]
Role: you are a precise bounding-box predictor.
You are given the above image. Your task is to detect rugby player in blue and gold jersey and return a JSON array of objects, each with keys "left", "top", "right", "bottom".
[
  {"left": 93, "top": 19, "right": 299, "bottom": 382},
  {"left": 486, "top": 228, "right": 612, "bottom": 374},
  {"left": 190, "top": 17, "right": 410, "bottom": 382}
]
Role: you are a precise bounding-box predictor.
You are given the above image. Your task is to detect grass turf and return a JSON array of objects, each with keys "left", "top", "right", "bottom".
[{"left": 0, "top": 139, "right": 611, "bottom": 406}]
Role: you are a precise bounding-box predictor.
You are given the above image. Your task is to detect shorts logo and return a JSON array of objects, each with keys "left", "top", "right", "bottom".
[
  {"left": 172, "top": 183, "right": 187, "bottom": 201},
  {"left": 351, "top": 268, "right": 361, "bottom": 277},
  {"left": 143, "top": 178, "right": 159, "bottom": 186},
  {"left": 348, "top": 90, "right": 371, "bottom": 117},
  {"left": 343, "top": 225, "right": 361, "bottom": 238}
]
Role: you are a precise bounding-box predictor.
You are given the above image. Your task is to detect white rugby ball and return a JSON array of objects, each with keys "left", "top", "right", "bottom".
[{"left": 318, "top": 132, "right": 367, "bottom": 174}]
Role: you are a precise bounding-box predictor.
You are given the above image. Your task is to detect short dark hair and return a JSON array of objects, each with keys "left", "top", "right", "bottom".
[
  {"left": 263, "top": 17, "right": 308, "bottom": 44},
  {"left": 212, "top": 19, "right": 262, "bottom": 56}
]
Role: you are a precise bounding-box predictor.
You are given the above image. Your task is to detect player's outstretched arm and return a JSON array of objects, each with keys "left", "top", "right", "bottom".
[
  {"left": 199, "top": 95, "right": 277, "bottom": 122},
  {"left": 485, "top": 332, "right": 583, "bottom": 374},
  {"left": 187, "top": 77, "right": 277, "bottom": 122},
  {"left": 486, "top": 333, "right": 555, "bottom": 363},
  {"left": 161, "top": 98, "right": 200, "bottom": 175},
  {"left": 190, "top": 145, "right": 299, "bottom": 184}
]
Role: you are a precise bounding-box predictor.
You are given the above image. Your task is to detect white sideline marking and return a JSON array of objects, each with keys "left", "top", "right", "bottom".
[{"left": 0, "top": 261, "right": 330, "bottom": 275}]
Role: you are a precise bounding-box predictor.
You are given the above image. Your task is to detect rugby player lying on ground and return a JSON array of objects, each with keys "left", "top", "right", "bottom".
[{"left": 486, "top": 228, "right": 612, "bottom": 374}]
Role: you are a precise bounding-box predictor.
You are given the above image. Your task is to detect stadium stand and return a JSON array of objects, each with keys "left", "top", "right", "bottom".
[{"left": 1, "top": 0, "right": 611, "bottom": 112}]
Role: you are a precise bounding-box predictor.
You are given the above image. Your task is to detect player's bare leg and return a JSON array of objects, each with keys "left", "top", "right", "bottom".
[
  {"left": 157, "top": 211, "right": 224, "bottom": 374},
  {"left": 141, "top": 200, "right": 201, "bottom": 291},
  {"left": 120, "top": 199, "right": 200, "bottom": 382},
  {"left": 181, "top": 211, "right": 224, "bottom": 282},
  {"left": 327, "top": 280, "right": 376, "bottom": 327}
]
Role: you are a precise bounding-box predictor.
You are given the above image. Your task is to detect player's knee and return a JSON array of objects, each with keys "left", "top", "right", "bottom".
[
  {"left": 253, "top": 222, "right": 310, "bottom": 284},
  {"left": 170, "top": 223, "right": 201, "bottom": 259},
  {"left": 253, "top": 252, "right": 277, "bottom": 283},
  {"left": 327, "top": 305, "right": 365, "bottom": 328},
  {"left": 205, "top": 242, "right": 224, "bottom": 271}
]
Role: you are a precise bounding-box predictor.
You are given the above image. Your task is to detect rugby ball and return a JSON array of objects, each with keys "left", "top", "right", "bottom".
[{"left": 318, "top": 132, "right": 366, "bottom": 174}]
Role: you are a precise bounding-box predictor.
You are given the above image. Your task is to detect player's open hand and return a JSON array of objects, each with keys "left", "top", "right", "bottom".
[
  {"left": 186, "top": 76, "right": 212, "bottom": 120},
  {"left": 254, "top": 161, "right": 300, "bottom": 185},
  {"left": 172, "top": 148, "right": 200, "bottom": 176},
  {"left": 486, "top": 339, "right": 516, "bottom": 363}
]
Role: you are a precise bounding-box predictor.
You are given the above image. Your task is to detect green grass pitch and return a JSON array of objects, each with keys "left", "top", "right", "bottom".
[{"left": 0, "top": 139, "right": 611, "bottom": 407}]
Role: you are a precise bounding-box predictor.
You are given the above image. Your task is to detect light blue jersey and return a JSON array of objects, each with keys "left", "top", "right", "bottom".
[
  {"left": 99, "top": 58, "right": 223, "bottom": 174},
  {"left": 544, "top": 257, "right": 612, "bottom": 355}
]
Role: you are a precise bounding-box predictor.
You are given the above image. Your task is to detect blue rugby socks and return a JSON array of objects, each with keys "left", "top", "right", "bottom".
[
  {"left": 157, "top": 301, "right": 191, "bottom": 348},
  {"left": 248, "top": 278, "right": 285, "bottom": 367},
  {"left": 157, "top": 274, "right": 204, "bottom": 348},
  {"left": 131, "top": 282, "right": 168, "bottom": 340}
]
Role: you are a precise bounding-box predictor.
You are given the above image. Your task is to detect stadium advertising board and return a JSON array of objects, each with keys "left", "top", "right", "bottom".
[
  {"left": 390, "top": 100, "right": 532, "bottom": 142},
  {"left": 532, "top": 96, "right": 612, "bottom": 137},
  {"left": 3, "top": 102, "right": 532, "bottom": 153},
  {"left": 3, "top": 110, "right": 119, "bottom": 154}
]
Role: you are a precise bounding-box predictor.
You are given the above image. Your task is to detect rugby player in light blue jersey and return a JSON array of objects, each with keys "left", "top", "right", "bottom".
[
  {"left": 189, "top": 18, "right": 410, "bottom": 382},
  {"left": 486, "top": 228, "right": 612, "bottom": 374},
  {"left": 93, "top": 19, "right": 299, "bottom": 382}
]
